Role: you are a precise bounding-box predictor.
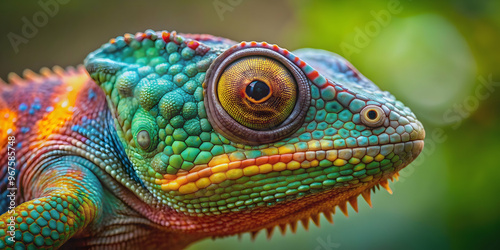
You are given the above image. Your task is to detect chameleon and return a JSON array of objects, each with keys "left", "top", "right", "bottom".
[{"left": 0, "top": 29, "right": 425, "bottom": 249}]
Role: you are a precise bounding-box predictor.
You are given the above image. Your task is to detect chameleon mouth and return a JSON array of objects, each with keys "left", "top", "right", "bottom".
[
  {"left": 141, "top": 139, "right": 423, "bottom": 238},
  {"left": 158, "top": 140, "right": 424, "bottom": 196},
  {"left": 238, "top": 169, "right": 405, "bottom": 240},
  {"left": 186, "top": 140, "right": 424, "bottom": 241},
  {"left": 226, "top": 140, "right": 424, "bottom": 240},
  {"left": 152, "top": 138, "right": 424, "bottom": 237}
]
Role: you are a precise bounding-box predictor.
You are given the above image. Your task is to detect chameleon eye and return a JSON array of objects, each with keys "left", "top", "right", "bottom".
[
  {"left": 205, "top": 45, "right": 311, "bottom": 145},
  {"left": 137, "top": 130, "right": 151, "bottom": 149},
  {"left": 131, "top": 108, "right": 159, "bottom": 152},
  {"left": 217, "top": 56, "right": 297, "bottom": 130},
  {"left": 360, "top": 105, "right": 386, "bottom": 127}
]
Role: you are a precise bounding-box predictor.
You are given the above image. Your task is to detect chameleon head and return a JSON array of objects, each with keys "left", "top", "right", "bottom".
[{"left": 85, "top": 30, "right": 424, "bottom": 237}]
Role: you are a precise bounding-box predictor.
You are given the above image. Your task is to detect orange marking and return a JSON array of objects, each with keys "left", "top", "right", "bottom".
[
  {"left": 160, "top": 148, "right": 355, "bottom": 194},
  {"left": 228, "top": 161, "right": 241, "bottom": 169},
  {"left": 35, "top": 73, "right": 89, "bottom": 141},
  {"left": 176, "top": 176, "right": 188, "bottom": 186},
  {"left": 241, "top": 159, "right": 256, "bottom": 168},
  {"left": 268, "top": 155, "right": 281, "bottom": 164},
  {"left": 175, "top": 169, "right": 189, "bottom": 176},
  {"left": 163, "top": 174, "right": 177, "bottom": 180},
  {"left": 198, "top": 167, "right": 212, "bottom": 178},
  {"left": 255, "top": 156, "right": 268, "bottom": 166},
  {"left": 280, "top": 154, "right": 293, "bottom": 163},
  {"left": 308, "top": 71, "right": 319, "bottom": 80},
  {"left": 162, "top": 31, "right": 171, "bottom": 42},
  {"left": 186, "top": 172, "right": 199, "bottom": 182},
  {"left": 208, "top": 154, "right": 230, "bottom": 167},
  {"left": 0, "top": 109, "right": 17, "bottom": 150},
  {"left": 293, "top": 152, "right": 306, "bottom": 162},
  {"left": 189, "top": 164, "right": 207, "bottom": 173}
]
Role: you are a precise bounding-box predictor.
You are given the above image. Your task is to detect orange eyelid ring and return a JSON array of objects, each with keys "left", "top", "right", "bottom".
[
  {"left": 360, "top": 105, "right": 386, "bottom": 127},
  {"left": 204, "top": 45, "right": 311, "bottom": 145}
]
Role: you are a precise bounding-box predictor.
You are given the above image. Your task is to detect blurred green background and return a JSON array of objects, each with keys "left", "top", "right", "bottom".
[{"left": 1, "top": 0, "right": 499, "bottom": 249}]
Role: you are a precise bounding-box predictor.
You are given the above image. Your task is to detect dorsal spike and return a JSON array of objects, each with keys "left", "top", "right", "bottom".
[
  {"left": 300, "top": 217, "right": 309, "bottom": 231},
  {"left": 339, "top": 201, "right": 349, "bottom": 217},
  {"left": 22, "top": 69, "right": 40, "bottom": 81},
  {"left": 361, "top": 189, "right": 373, "bottom": 208},
  {"left": 7, "top": 72, "right": 23, "bottom": 84},
  {"left": 266, "top": 226, "right": 275, "bottom": 239},
  {"left": 250, "top": 230, "right": 260, "bottom": 241},
  {"left": 52, "top": 65, "right": 65, "bottom": 76},
  {"left": 65, "top": 65, "right": 76, "bottom": 74},
  {"left": 348, "top": 196, "right": 359, "bottom": 213},
  {"left": 290, "top": 220, "right": 298, "bottom": 233},
  {"left": 39, "top": 67, "right": 52, "bottom": 77},
  {"left": 311, "top": 213, "right": 321, "bottom": 227},
  {"left": 279, "top": 223, "right": 287, "bottom": 235},
  {"left": 380, "top": 179, "right": 393, "bottom": 194}
]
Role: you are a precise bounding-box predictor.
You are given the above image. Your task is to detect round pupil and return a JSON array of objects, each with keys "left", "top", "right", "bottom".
[
  {"left": 245, "top": 80, "right": 270, "bottom": 101},
  {"left": 367, "top": 110, "right": 378, "bottom": 120}
]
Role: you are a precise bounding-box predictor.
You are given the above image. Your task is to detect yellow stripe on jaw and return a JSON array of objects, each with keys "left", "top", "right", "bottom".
[{"left": 158, "top": 148, "right": 390, "bottom": 195}]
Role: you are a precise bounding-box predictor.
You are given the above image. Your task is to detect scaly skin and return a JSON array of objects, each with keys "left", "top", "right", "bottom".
[{"left": 0, "top": 29, "right": 425, "bottom": 249}]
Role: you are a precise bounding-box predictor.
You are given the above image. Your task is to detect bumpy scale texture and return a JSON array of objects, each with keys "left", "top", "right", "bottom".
[{"left": 0, "top": 29, "right": 424, "bottom": 249}]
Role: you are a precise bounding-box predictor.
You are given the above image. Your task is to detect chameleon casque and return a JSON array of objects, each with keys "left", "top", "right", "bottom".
[{"left": 0, "top": 29, "right": 425, "bottom": 249}]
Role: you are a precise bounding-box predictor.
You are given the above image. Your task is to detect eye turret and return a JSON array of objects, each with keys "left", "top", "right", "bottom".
[
  {"left": 204, "top": 45, "right": 311, "bottom": 145},
  {"left": 360, "top": 105, "right": 386, "bottom": 127}
]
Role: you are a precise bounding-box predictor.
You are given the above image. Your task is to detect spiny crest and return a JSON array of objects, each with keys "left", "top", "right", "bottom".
[
  {"left": 1, "top": 65, "right": 86, "bottom": 86},
  {"left": 107, "top": 29, "right": 212, "bottom": 58},
  {"left": 233, "top": 173, "right": 399, "bottom": 241}
]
